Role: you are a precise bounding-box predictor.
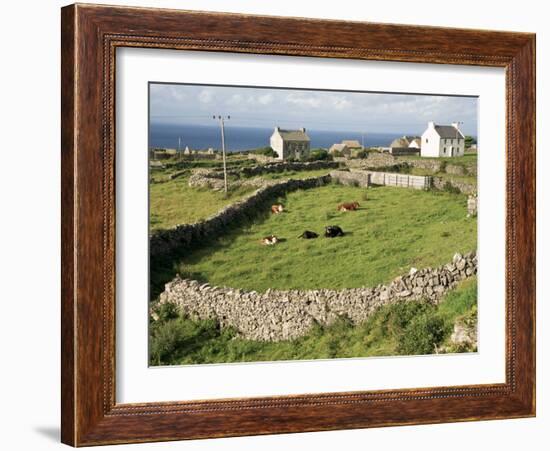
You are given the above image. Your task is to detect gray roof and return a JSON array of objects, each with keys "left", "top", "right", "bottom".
[
  {"left": 276, "top": 128, "right": 310, "bottom": 141},
  {"left": 434, "top": 125, "right": 464, "bottom": 139}
]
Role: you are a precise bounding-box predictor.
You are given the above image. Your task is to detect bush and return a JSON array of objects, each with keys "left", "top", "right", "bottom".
[
  {"left": 149, "top": 316, "right": 221, "bottom": 365},
  {"left": 442, "top": 181, "right": 462, "bottom": 194},
  {"left": 397, "top": 314, "right": 447, "bottom": 355},
  {"left": 305, "top": 148, "right": 331, "bottom": 161},
  {"left": 153, "top": 302, "right": 179, "bottom": 322}
]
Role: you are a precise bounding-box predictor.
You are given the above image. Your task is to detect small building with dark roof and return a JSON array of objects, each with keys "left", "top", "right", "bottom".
[
  {"left": 270, "top": 127, "right": 311, "bottom": 160},
  {"left": 389, "top": 135, "right": 421, "bottom": 155},
  {"left": 420, "top": 121, "right": 465, "bottom": 157},
  {"left": 329, "top": 143, "right": 350, "bottom": 156}
]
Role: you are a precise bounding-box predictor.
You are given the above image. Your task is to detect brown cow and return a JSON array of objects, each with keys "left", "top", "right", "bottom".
[
  {"left": 337, "top": 201, "right": 360, "bottom": 212},
  {"left": 271, "top": 204, "right": 284, "bottom": 214},
  {"left": 260, "top": 235, "right": 279, "bottom": 246}
]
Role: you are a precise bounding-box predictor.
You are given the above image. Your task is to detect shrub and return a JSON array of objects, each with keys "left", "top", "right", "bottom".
[
  {"left": 304, "top": 148, "right": 330, "bottom": 161},
  {"left": 153, "top": 302, "right": 179, "bottom": 322},
  {"left": 397, "top": 314, "right": 447, "bottom": 355},
  {"left": 149, "top": 316, "right": 221, "bottom": 365},
  {"left": 443, "top": 181, "right": 462, "bottom": 194}
]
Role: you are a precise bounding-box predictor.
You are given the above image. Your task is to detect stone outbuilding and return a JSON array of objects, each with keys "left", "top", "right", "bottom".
[
  {"left": 328, "top": 143, "right": 350, "bottom": 156},
  {"left": 269, "top": 127, "right": 311, "bottom": 161},
  {"left": 389, "top": 135, "right": 421, "bottom": 155}
]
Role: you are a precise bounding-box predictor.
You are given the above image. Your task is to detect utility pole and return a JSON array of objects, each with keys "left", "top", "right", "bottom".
[{"left": 213, "top": 115, "right": 230, "bottom": 194}]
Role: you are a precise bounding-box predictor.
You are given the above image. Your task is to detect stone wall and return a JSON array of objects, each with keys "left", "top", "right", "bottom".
[
  {"left": 156, "top": 252, "right": 477, "bottom": 341},
  {"left": 467, "top": 195, "right": 478, "bottom": 217},
  {"left": 329, "top": 170, "right": 371, "bottom": 187},
  {"left": 187, "top": 161, "right": 338, "bottom": 191},
  {"left": 150, "top": 175, "right": 332, "bottom": 261},
  {"left": 345, "top": 154, "right": 477, "bottom": 178},
  {"left": 240, "top": 161, "right": 339, "bottom": 177},
  {"left": 247, "top": 153, "right": 279, "bottom": 164},
  {"left": 432, "top": 176, "right": 477, "bottom": 195}
]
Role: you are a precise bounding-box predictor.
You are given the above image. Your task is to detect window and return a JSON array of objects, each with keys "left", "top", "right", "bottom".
[{"left": 425, "top": 138, "right": 428, "bottom": 143}]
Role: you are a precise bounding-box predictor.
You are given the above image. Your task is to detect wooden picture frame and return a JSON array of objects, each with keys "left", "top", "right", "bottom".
[{"left": 61, "top": 3, "right": 536, "bottom": 446}]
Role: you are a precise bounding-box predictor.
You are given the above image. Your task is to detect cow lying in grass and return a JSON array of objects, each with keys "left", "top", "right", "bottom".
[
  {"left": 298, "top": 230, "right": 318, "bottom": 239},
  {"left": 271, "top": 204, "right": 284, "bottom": 214},
  {"left": 337, "top": 201, "right": 360, "bottom": 212},
  {"left": 260, "top": 235, "right": 279, "bottom": 246},
  {"left": 324, "top": 225, "right": 345, "bottom": 238}
]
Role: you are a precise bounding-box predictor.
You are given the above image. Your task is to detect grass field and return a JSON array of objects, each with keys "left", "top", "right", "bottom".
[
  {"left": 149, "top": 277, "right": 477, "bottom": 365},
  {"left": 175, "top": 183, "right": 477, "bottom": 292},
  {"left": 149, "top": 169, "right": 333, "bottom": 231},
  {"left": 150, "top": 175, "right": 255, "bottom": 231}
]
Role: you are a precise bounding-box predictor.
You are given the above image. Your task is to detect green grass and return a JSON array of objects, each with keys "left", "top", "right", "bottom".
[
  {"left": 149, "top": 176, "right": 256, "bottom": 231},
  {"left": 149, "top": 277, "right": 477, "bottom": 365},
  {"left": 149, "top": 168, "right": 333, "bottom": 231},
  {"left": 175, "top": 184, "right": 476, "bottom": 292}
]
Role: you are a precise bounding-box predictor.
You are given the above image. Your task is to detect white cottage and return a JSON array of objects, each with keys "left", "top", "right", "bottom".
[
  {"left": 421, "top": 122, "right": 465, "bottom": 158},
  {"left": 269, "top": 127, "right": 310, "bottom": 161}
]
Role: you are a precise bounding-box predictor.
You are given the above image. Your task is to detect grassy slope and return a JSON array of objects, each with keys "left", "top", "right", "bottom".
[
  {"left": 150, "top": 176, "right": 254, "bottom": 231},
  {"left": 149, "top": 169, "right": 333, "bottom": 231},
  {"left": 149, "top": 277, "right": 477, "bottom": 365},
  {"left": 177, "top": 184, "right": 477, "bottom": 292}
]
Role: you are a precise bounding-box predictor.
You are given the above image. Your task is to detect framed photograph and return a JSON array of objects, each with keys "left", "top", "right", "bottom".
[{"left": 61, "top": 3, "right": 536, "bottom": 446}]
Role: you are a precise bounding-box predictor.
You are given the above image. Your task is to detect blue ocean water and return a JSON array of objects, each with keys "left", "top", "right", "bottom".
[{"left": 149, "top": 123, "right": 405, "bottom": 152}]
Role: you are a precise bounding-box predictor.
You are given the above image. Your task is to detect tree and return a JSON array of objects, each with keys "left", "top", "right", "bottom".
[{"left": 465, "top": 135, "right": 476, "bottom": 149}]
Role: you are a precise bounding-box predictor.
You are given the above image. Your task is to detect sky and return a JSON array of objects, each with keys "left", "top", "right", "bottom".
[{"left": 149, "top": 83, "right": 478, "bottom": 136}]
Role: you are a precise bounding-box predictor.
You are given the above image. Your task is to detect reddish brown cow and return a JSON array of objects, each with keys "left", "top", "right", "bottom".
[
  {"left": 337, "top": 201, "right": 360, "bottom": 212},
  {"left": 271, "top": 204, "right": 284, "bottom": 214}
]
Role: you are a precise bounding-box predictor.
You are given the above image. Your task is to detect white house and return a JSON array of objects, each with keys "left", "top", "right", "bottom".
[
  {"left": 421, "top": 122, "right": 465, "bottom": 158},
  {"left": 269, "top": 127, "right": 311, "bottom": 160}
]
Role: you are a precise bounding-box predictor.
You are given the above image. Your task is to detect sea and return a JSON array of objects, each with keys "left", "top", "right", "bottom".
[{"left": 149, "top": 123, "right": 406, "bottom": 152}]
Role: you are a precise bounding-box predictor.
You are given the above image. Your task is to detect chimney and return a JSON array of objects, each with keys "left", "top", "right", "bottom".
[
  {"left": 428, "top": 121, "right": 435, "bottom": 129},
  {"left": 300, "top": 127, "right": 306, "bottom": 132},
  {"left": 451, "top": 122, "right": 459, "bottom": 130},
  {"left": 275, "top": 126, "right": 280, "bottom": 131}
]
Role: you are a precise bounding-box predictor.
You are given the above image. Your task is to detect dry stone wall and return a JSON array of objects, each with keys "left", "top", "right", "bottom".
[
  {"left": 329, "top": 170, "right": 371, "bottom": 187},
  {"left": 240, "top": 161, "right": 339, "bottom": 177},
  {"left": 150, "top": 175, "right": 332, "bottom": 261},
  {"left": 187, "top": 161, "right": 338, "bottom": 191},
  {"left": 156, "top": 252, "right": 477, "bottom": 341},
  {"left": 432, "top": 176, "right": 477, "bottom": 195}
]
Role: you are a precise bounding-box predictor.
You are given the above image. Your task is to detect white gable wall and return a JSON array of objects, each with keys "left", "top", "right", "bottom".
[
  {"left": 421, "top": 126, "right": 441, "bottom": 157},
  {"left": 269, "top": 130, "right": 285, "bottom": 160}
]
